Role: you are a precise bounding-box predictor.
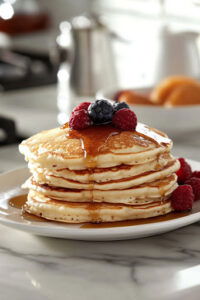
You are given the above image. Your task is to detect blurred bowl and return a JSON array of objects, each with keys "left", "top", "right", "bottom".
[{"left": 96, "top": 86, "right": 200, "bottom": 138}]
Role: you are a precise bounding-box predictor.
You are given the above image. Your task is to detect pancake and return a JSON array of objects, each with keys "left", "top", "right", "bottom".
[
  {"left": 26, "top": 192, "right": 173, "bottom": 223},
  {"left": 29, "top": 153, "right": 173, "bottom": 183},
  {"left": 25, "top": 174, "right": 178, "bottom": 205},
  {"left": 19, "top": 123, "right": 172, "bottom": 170},
  {"left": 29, "top": 159, "right": 179, "bottom": 190}
]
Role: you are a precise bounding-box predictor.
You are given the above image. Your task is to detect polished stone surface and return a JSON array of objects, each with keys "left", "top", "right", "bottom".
[{"left": 1, "top": 219, "right": 200, "bottom": 300}]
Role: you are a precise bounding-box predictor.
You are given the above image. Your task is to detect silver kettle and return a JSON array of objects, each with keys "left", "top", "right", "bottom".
[{"left": 57, "top": 15, "right": 118, "bottom": 97}]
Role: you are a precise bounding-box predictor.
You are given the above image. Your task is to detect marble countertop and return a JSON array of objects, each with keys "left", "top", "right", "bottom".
[
  {"left": 1, "top": 221, "right": 200, "bottom": 300},
  {"left": 1, "top": 86, "right": 200, "bottom": 300}
]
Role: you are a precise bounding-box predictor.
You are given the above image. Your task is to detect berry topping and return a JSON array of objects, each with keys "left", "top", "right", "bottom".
[
  {"left": 88, "top": 100, "right": 114, "bottom": 124},
  {"left": 112, "top": 108, "right": 137, "bottom": 130},
  {"left": 192, "top": 171, "right": 200, "bottom": 179},
  {"left": 69, "top": 109, "right": 92, "bottom": 130},
  {"left": 170, "top": 185, "right": 194, "bottom": 211},
  {"left": 185, "top": 177, "right": 200, "bottom": 201},
  {"left": 176, "top": 158, "right": 192, "bottom": 184},
  {"left": 73, "top": 102, "right": 91, "bottom": 112},
  {"left": 113, "top": 101, "right": 129, "bottom": 112},
  {"left": 67, "top": 99, "right": 138, "bottom": 131}
]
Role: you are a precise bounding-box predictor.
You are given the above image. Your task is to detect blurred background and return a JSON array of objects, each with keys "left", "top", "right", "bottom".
[{"left": 0, "top": 0, "right": 200, "bottom": 171}]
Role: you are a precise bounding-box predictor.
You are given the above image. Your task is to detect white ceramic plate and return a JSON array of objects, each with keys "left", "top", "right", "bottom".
[
  {"left": 0, "top": 161, "right": 200, "bottom": 241},
  {"left": 96, "top": 86, "right": 200, "bottom": 137}
]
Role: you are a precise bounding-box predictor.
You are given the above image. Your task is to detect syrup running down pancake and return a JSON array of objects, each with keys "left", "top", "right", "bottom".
[{"left": 19, "top": 122, "right": 180, "bottom": 223}]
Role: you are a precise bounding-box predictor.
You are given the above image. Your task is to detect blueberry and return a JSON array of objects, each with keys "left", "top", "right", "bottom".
[
  {"left": 113, "top": 101, "right": 129, "bottom": 112},
  {"left": 88, "top": 100, "right": 114, "bottom": 124}
]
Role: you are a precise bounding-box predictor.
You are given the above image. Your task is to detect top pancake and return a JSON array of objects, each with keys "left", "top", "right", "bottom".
[{"left": 19, "top": 123, "right": 172, "bottom": 170}]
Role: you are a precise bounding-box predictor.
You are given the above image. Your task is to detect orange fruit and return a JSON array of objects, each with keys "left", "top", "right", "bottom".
[
  {"left": 151, "top": 76, "right": 200, "bottom": 104},
  {"left": 165, "top": 83, "right": 200, "bottom": 106},
  {"left": 117, "top": 90, "right": 153, "bottom": 106}
]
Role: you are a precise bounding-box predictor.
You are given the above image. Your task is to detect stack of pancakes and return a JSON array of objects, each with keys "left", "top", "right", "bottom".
[{"left": 19, "top": 123, "right": 180, "bottom": 223}]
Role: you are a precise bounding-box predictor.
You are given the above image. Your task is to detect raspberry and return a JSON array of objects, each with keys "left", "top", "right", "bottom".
[
  {"left": 113, "top": 101, "right": 129, "bottom": 112},
  {"left": 112, "top": 108, "right": 137, "bottom": 130},
  {"left": 88, "top": 100, "right": 114, "bottom": 124},
  {"left": 185, "top": 177, "right": 200, "bottom": 201},
  {"left": 170, "top": 185, "right": 194, "bottom": 211},
  {"left": 69, "top": 109, "right": 92, "bottom": 130},
  {"left": 176, "top": 158, "right": 192, "bottom": 184},
  {"left": 192, "top": 171, "right": 200, "bottom": 179},
  {"left": 73, "top": 102, "right": 91, "bottom": 112}
]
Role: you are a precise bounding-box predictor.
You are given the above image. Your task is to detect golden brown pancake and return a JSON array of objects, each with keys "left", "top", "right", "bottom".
[
  {"left": 19, "top": 123, "right": 172, "bottom": 170},
  {"left": 26, "top": 192, "right": 173, "bottom": 223},
  {"left": 24, "top": 174, "right": 178, "bottom": 205}
]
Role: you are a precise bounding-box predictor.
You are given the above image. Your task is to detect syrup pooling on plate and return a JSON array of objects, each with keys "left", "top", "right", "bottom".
[
  {"left": 8, "top": 194, "right": 44, "bottom": 222},
  {"left": 9, "top": 194, "right": 27, "bottom": 209}
]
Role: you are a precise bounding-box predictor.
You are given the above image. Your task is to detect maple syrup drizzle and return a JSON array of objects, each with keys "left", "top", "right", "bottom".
[
  {"left": 135, "top": 123, "right": 171, "bottom": 147},
  {"left": 65, "top": 124, "right": 122, "bottom": 212},
  {"left": 63, "top": 122, "right": 171, "bottom": 169},
  {"left": 62, "top": 122, "right": 172, "bottom": 220},
  {"left": 66, "top": 124, "right": 121, "bottom": 168}
]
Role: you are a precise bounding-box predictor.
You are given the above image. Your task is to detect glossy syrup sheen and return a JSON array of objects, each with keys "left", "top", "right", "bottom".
[
  {"left": 9, "top": 194, "right": 45, "bottom": 222},
  {"left": 8, "top": 194, "right": 190, "bottom": 228},
  {"left": 66, "top": 124, "right": 121, "bottom": 168},
  {"left": 136, "top": 123, "right": 171, "bottom": 146},
  {"left": 9, "top": 194, "right": 26, "bottom": 209},
  {"left": 63, "top": 122, "right": 171, "bottom": 168}
]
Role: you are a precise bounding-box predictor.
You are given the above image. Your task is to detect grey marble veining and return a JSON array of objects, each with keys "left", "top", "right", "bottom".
[{"left": 0, "top": 222, "right": 200, "bottom": 300}]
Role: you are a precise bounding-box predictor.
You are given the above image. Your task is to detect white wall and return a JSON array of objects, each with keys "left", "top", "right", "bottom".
[{"left": 41, "top": 0, "right": 91, "bottom": 27}]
